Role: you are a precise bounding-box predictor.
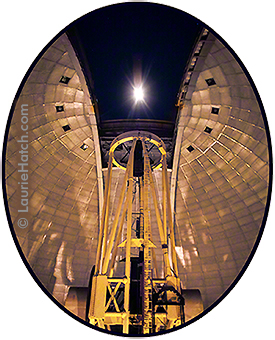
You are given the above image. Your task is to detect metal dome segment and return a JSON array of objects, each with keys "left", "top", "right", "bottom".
[{"left": 3, "top": 3, "right": 271, "bottom": 337}]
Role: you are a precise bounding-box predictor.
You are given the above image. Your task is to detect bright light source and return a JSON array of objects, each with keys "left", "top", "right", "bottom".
[{"left": 134, "top": 86, "right": 144, "bottom": 102}]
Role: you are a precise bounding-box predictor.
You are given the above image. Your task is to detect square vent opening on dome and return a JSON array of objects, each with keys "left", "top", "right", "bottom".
[
  {"left": 59, "top": 76, "right": 71, "bottom": 84},
  {"left": 55, "top": 105, "right": 64, "bottom": 112},
  {"left": 80, "top": 143, "right": 88, "bottom": 151},
  {"left": 62, "top": 124, "right": 71, "bottom": 132},
  {"left": 211, "top": 107, "right": 219, "bottom": 115},
  {"left": 205, "top": 78, "right": 216, "bottom": 86},
  {"left": 187, "top": 145, "right": 195, "bottom": 152},
  {"left": 204, "top": 126, "right": 213, "bottom": 134}
]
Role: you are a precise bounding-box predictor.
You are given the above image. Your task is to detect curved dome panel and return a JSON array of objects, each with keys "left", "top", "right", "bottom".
[
  {"left": 5, "top": 34, "right": 103, "bottom": 304},
  {"left": 172, "top": 30, "right": 269, "bottom": 308},
  {"left": 3, "top": 3, "right": 271, "bottom": 335}
]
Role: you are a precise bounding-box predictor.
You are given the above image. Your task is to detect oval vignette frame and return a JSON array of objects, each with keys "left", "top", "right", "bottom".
[{"left": 1, "top": 1, "right": 273, "bottom": 338}]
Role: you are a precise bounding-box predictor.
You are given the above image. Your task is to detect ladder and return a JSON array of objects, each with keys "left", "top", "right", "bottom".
[{"left": 142, "top": 142, "right": 153, "bottom": 333}]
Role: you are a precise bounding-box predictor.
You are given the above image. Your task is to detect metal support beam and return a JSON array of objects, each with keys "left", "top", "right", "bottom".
[
  {"left": 142, "top": 141, "right": 153, "bottom": 334},
  {"left": 162, "top": 154, "right": 179, "bottom": 277},
  {"left": 95, "top": 149, "right": 113, "bottom": 274},
  {"left": 87, "top": 131, "right": 189, "bottom": 334},
  {"left": 102, "top": 140, "right": 137, "bottom": 274},
  {"left": 148, "top": 169, "right": 171, "bottom": 278},
  {"left": 123, "top": 138, "right": 136, "bottom": 333}
]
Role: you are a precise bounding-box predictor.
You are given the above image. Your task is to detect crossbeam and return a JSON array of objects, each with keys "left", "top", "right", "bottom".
[{"left": 88, "top": 131, "right": 184, "bottom": 334}]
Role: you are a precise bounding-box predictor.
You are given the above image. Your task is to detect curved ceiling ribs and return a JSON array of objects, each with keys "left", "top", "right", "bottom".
[
  {"left": 4, "top": 27, "right": 270, "bottom": 313},
  {"left": 5, "top": 34, "right": 102, "bottom": 304},
  {"left": 172, "top": 29, "right": 269, "bottom": 308}
]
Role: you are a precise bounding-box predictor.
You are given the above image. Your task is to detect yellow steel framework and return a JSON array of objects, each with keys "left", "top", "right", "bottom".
[{"left": 87, "top": 131, "right": 186, "bottom": 334}]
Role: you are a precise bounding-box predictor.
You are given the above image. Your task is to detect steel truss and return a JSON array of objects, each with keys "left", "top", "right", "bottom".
[{"left": 87, "top": 131, "right": 186, "bottom": 334}]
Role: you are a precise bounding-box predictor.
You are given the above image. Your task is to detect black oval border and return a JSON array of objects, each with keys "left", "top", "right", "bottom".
[{"left": 2, "top": 2, "right": 273, "bottom": 337}]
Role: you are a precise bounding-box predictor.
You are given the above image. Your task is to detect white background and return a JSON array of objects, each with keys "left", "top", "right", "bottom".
[{"left": 0, "top": 1, "right": 274, "bottom": 339}]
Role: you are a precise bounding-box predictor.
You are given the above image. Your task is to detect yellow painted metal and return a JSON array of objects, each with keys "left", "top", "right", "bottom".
[
  {"left": 87, "top": 131, "right": 192, "bottom": 334},
  {"left": 101, "top": 140, "right": 137, "bottom": 274},
  {"left": 148, "top": 168, "right": 171, "bottom": 277},
  {"left": 162, "top": 153, "right": 179, "bottom": 277},
  {"left": 95, "top": 149, "right": 114, "bottom": 274},
  {"left": 88, "top": 275, "right": 108, "bottom": 320},
  {"left": 162, "top": 161, "right": 167, "bottom": 248},
  {"left": 101, "top": 167, "right": 129, "bottom": 272},
  {"left": 106, "top": 281, "right": 122, "bottom": 312},
  {"left": 150, "top": 240, "right": 159, "bottom": 278},
  {"left": 139, "top": 176, "right": 144, "bottom": 239},
  {"left": 142, "top": 140, "right": 153, "bottom": 334},
  {"left": 110, "top": 136, "right": 133, "bottom": 153},
  {"left": 118, "top": 238, "right": 156, "bottom": 248},
  {"left": 108, "top": 202, "right": 128, "bottom": 277},
  {"left": 166, "top": 275, "right": 182, "bottom": 322},
  {"left": 110, "top": 131, "right": 165, "bottom": 172},
  {"left": 123, "top": 137, "right": 136, "bottom": 334},
  {"left": 66, "top": 286, "right": 203, "bottom": 329},
  {"left": 110, "top": 136, "right": 134, "bottom": 170}
]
